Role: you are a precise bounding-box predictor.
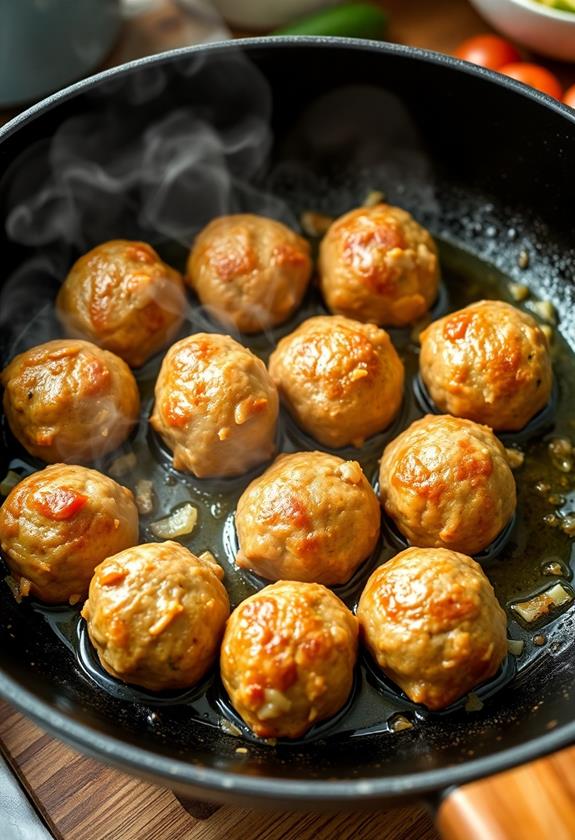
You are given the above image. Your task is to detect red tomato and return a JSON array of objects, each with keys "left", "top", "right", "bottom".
[
  {"left": 564, "top": 84, "right": 575, "bottom": 109},
  {"left": 499, "top": 62, "right": 563, "bottom": 99},
  {"left": 454, "top": 35, "right": 521, "bottom": 70}
]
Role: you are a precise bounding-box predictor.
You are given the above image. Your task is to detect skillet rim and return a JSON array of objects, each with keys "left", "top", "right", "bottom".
[{"left": 0, "top": 36, "right": 574, "bottom": 803}]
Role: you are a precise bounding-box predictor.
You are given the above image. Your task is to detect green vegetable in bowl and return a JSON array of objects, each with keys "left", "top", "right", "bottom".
[{"left": 535, "top": 0, "right": 575, "bottom": 12}]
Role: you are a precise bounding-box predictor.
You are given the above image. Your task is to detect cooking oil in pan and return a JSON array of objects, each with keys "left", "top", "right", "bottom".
[{"left": 2, "top": 237, "right": 575, "bottom": 750}]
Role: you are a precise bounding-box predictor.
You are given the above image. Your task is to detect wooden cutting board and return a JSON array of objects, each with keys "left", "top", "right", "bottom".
[{"left": 1, "top": 2, "right": 573, "bottom": 839}]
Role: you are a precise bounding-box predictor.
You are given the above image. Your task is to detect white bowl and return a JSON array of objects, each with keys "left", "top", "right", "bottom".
[{"left": 469, "top": 0, "right": 575, "bottom": 62}]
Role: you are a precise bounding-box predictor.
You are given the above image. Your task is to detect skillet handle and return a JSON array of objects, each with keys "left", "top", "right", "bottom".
[{"left": 436, "top": 744, "right": 575, "bottom": 840}]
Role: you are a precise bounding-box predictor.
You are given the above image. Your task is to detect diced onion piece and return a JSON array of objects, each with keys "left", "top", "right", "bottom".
[
  {"left": 505, "top": 447, "right": 525, "bottom": 470},
  {"left": 0, "top": 470, "right": 21, "bottom": 497},
  {"left": 508, "top": 282, "right": 529, "bottom": 302},
  {"left": 150, "top": 503, "right": 197, "bottom": 539},
  {"left": 363, "top": 189, "right": 385, "bottom": 207},
  {"left": 389, "top": 714, "right": 414, "bottom": 732},
  {"left": 135, "top": 479, "right": 155, "bottom": 515},
  {"left": 465, "top": 693, "right": 484, "bottom": 713},
  {"left": 220, "top": 719, "right": 242, "bottom": 737},
  {"left": 300, "top": 211, "right": 334, "bottom": 237},
  {"left": 507, "top": 638, "right": 525, "bottom": 656},
  {"left": 257, "top": 688, "right": 292, "bottom": 721},
  {"left": 529, "top": 299, "right": 557, "bottom": 325},
  {"left": 108, "top": 452, "right": 137, "bottom": 478},
  {"left": 511, "top": 583, "right": 573, "bottom": 624}
]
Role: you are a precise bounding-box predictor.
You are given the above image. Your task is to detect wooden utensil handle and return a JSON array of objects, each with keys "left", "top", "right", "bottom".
[{"left": 437, "top": 744, "right": 575, "bottom": 840}]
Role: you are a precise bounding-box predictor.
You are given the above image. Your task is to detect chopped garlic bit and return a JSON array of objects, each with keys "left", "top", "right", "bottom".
[
  {"left": 560, "top": 512, "right": 575, "bottom": 536},
  {"left": 510, "top": 583, "right": 573, "bottom": 625},
  {"left": 505, "top": 447, "right": 525, "bottom": 470},
  {"left": 0, "top": 470, "right": 21, "bottom": 497},
  {"left": 542, "top": 560, "right": 564, "bottom": 577},
  {"left": 4, "top": 575, "right": 22, "bottom": 603},
  {"left": 465, "top": 693, "right": 484, "bottom": 713},
  {"left": 517, "top": 250, "right": 530, "bottom": 270},
  {"left": 508, "top": 282, "right": 530, "bottom": 302},
  {"left": 548, "top": 437, "right": 573, "bottom": 474},
  {"left": 220, "top": 719, "right": 242, "bottom": 737},
  {"left": 529, "top": 299, "right": 557, "bottom": 325},
  {"left": 389, "top": 714, "right": 414, "bottom": 732},
  {"left": 257, "top": 688, "right": 292, "bottom": 721},
  {"left": 135, "top": 479, "right": 155, "bottom": 516},
  {"left": 150, "top": 503, "right": 198, "bottom": 539},
  {"left": 363, "top": 189, "right": 385, "bottom": 208},
  {"left": 300, "top": 211, "right": 334, "bottom": 238},
  {"left": 507, "top": 638, "right": 525, "bottom": 656},
  {"left": 337, "top": 460, "right": 363, "bottom": 485},
  {"left": 109, "top": 451, "right": 137, "bottom": 478}
]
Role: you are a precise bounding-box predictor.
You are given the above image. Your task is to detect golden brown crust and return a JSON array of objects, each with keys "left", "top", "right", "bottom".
[
  {"left": 150, "top": 333, "right": 279, "bottom": 478},
  {"left": 1, "top": 339, "right": 140, "bottom": 464},
  {"left": 0, "top": 464, "right": 138, "bottom": 604},
  {"left": 187, "top": 214, "right": 312, "bottom": 333},
  {"left": 82, "top": 541, "right": 230, "bottom": 692},
  {"left": 357, "top": 547, "right": 508, "bottom": 710},
  {"left": 268, "top": 315, "right": 404, "bottom": 448},
  {"left": 419, "top": 300, "right": 552, "bottom": 431},
  {"left": 236, "top": 451, "right": 380, "bottom": 585},
  {"left": 220, "top": 580, "right": 358, "bottom": 738},
  {"left": 319, "top": 204, "right": 439, "bottom": 326},
  {"left": 56, "top": 240, "right": 185, "bottom": 368},
  {"left": 379, "top": 414, "right": 516, "bottom": 556}
]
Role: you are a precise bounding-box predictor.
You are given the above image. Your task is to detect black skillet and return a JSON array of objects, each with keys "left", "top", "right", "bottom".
[{"left": 0, "top": 38, "right": 574, "bottom": 837}]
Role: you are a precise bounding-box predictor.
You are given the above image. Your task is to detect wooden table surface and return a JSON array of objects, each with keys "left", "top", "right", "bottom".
[{"left": 1, "top": 1, "right": 573, "bottom": 838}]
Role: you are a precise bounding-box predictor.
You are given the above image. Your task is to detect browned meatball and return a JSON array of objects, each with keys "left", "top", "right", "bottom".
[
  {"left": 379, "top": 415, "right": 516, "bottom": 556},
  {"left": 220, "top": 580, "right": 358, "bottom": 738},
  {"left": 0, "top": 464, "right": 138, "bottom": 604},
  {"left": 150, "top": 333, "right": 278, "bottom": 478},
  {"left": 187, "top": 214, "right": 312, "bottom": 333},
  {"left": 319, "top": 204, "right": 439, "bottom": 327},
  {"left": 236, "top": 451, "right": 380, "bottom": 585},
  {"left": 357, "top": 547, "right": 508, "bottom": 710},
  {"left": 268, "top": 316, "right": 404, "bottom": 448},
  {"left": 56, "top": 240, "right": 186, "bottom": 368},
  {"left": 1, "top": 340, "right": 140, "bottom": 464},
  {"left": 420, "top": 300, "right": 552, "bottom": 431},
  {"left": 82, "top": 541, "right": 230, "bottom": 692}
]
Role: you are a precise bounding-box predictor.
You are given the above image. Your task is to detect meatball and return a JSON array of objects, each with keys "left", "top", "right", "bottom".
[
  {"left": 220, "top": 580, "right": 358, "bottom": 738},
  {"left": 0, "top": 464, "right": 138, "bottom": 604},
  {"left": 236, "top": 451, "right": 380, "bottom": 585},
  {"left": 319, "top": 204, "right": 439, "bottom": 327},
  {"left": 268, "top": 316, "right": 404, "bottom": 448},
  {"left": 1, "top": 340, "right": 140, "bottom": 464},
  {"left": 419, "top": 300, "right": 552, "bottom": 431},
  {"left": 357, "top": 547, "right": 508, "bottom": 710},
  {"left": 379, "top": 415, "right": 516, "bottom": 556},
  {"left": 150, "top": 333, "right": 278, "bottom": 478},
  {"left": 56, "top": 240, "right": 186, "bottom": 368},
  {"left": 82, "top": 541, "right": 230, "bottom": 692},
  {"left": 187, "top": 214, "right": 312, "bottom": 334}
]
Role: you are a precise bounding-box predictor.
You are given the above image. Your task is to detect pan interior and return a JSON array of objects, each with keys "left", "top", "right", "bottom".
[{"left": 0, "top": 41, "right": 574, "bottom": 793}]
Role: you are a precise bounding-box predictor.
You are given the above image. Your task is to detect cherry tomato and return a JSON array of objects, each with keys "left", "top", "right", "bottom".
[
  {"left": 499, "top": 62, "right": 563, "bottom": 99},
  {"left": 454, "top": 35, "right": 521, "bottom": 70},
  {"left": 564, "top": 84, "right": 575, "bottom": 109}
]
